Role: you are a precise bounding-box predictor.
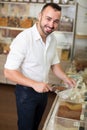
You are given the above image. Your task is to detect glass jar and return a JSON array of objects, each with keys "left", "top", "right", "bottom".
[{"left": 60, "top": 0, "right": 69, "bottom": 4}]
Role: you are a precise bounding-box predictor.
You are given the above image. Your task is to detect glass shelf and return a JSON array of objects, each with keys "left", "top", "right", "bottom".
[{"left": 76, "top": 34, "right": 87, "bottom": 39}]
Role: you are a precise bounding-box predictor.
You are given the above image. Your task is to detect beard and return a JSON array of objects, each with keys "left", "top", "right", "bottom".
[{"left": 40, "top": 22, "right": 54, "bottom": 36}]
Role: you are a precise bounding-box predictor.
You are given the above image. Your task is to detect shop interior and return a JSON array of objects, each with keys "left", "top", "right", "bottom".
[{"left": 0, "top": 0, "right": 87, "bottom": 130}]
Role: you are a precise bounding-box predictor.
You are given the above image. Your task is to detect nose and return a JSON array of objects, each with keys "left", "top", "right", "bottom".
[{"left": 49, "top": 21, "right": 54, "bottom": 28}]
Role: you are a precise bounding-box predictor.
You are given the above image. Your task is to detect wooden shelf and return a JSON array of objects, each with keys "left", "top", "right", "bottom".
[
  {"left": 0, "top": 1, "right": 28, "bottom": 4},
  {"left": 0, "top": 26, "right": 25, "bottom": 31},
  {"left": 59, "top": 4, "right": 75, "bottom": 7},
  {"left": 55, "top": 31, "right": 73, "bottom": 35},
  {"left": 76, "top": 34, "right": 87, "bottom": 39}
]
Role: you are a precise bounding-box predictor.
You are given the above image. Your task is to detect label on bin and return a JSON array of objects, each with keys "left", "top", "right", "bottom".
[{"left": 73, "top": 121, "right": 80, "bottom": 127}]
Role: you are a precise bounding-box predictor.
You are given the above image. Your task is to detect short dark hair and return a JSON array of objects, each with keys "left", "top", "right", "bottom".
[{"left": 41, "top": 3, "right": 61, "bottom": 12}]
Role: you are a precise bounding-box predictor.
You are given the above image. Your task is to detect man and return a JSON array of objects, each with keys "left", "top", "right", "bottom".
[{"left": 4, "top": 3, "right": 75, "bottom": 130}]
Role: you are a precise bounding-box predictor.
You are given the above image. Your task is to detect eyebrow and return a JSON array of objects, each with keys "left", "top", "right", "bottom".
[{"left": 46, "top": 16, "right": 60, "bottom": 22}]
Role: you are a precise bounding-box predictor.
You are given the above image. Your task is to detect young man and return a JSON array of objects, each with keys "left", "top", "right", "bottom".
[{"left": 4, "top": 3, "right": 75, "bottom": 130}]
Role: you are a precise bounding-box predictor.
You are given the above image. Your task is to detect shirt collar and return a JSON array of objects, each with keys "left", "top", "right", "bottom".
[{"left": 32, "top": 23, "right": 41, "bottom": 41}]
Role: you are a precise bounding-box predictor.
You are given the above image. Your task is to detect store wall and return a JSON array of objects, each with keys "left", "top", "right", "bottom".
[{"left": 74, "top": 0, "right": 87, "bottom": 57}]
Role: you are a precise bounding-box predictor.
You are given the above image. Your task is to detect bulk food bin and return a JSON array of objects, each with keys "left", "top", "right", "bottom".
[
  {"left": 43, "top": 96, "right": 87, "bottom": 130},
  {"left": 43, "top": 82, "right": 87, "bottom": 130},
  {"left": 43, "top": 61, "right": 87, "bottom": 130}
]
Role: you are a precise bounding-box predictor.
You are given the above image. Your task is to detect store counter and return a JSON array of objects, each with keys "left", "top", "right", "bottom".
[{"left": 43, "top": 65, "right": 87, "bottom": 130}]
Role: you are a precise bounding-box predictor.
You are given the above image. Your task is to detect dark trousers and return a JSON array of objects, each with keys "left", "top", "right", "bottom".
[{"left": 15, "top": 84, "right": 48, "bottom": 130}]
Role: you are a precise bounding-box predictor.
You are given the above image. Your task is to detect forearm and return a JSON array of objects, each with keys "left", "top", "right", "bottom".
[
  {"left": 4, "top": 68, "right": 52, "bottom": 92},
  {"left": 4, "top": 68, "right": 37, "bottom": 88},
  {"left": 51, "top": 63, "right": 67, "bottom": 82},
  {"left": 51, "top": 63, "right": 76, "bottom": 87}
]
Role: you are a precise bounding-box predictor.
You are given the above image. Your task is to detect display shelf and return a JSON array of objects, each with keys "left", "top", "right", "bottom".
[
  {"left": 0, "top": 26, "right": 25, "bottom": 31},
  {"left": 59, "top": 4, "right": 75, "bottom": 7},
  {"left": 0, "top": 1, "right": 75, "bottom": 5},
  {"left": 58, "top": 2, "right": 76, "bottom": 61},
  {"left": 0, "top": 26, "right": 74, "bottom": 33},
  {"left": 0, "top": 54, "right": 7, "bottom": 84},
  {"left": 0, "top": 54, "right": 16, "bottom": 84},
  {"left": 76, "top": 34, "right": 87, "bottom": 39},
  {"left": 73, "top": 0, "right": 87, "bottom": 59},
  {"left": 0, "top": 1, "right": 28, "bottom": 4},
  {"left": 55, "top": 31, "right": 73, "bottom": 34}
]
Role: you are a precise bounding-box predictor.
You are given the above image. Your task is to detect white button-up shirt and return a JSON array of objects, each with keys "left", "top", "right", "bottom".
[{"left": 4, "top": 24, "right": 60, "bottom": 82}]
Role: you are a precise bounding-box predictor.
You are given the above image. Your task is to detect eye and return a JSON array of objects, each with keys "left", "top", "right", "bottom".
[
  {"left": 54, "top": 20, "right": 60, "bottom": 24},
  {"left": 46, "top": 17, "right": 51, "bottom": 22}
]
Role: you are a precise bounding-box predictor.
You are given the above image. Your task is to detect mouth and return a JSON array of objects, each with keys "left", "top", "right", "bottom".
[{"left": 46, "top": 26, "right": 54, "bottom": 33}]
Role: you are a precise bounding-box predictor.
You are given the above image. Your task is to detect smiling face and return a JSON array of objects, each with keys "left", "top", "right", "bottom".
[{"left": 38, "top": 6, "right": 61, "bottom": 37}]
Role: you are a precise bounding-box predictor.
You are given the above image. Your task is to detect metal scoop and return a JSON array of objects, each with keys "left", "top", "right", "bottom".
[{"left": 51, "top": 84, "right": 67, "bottom": 94}]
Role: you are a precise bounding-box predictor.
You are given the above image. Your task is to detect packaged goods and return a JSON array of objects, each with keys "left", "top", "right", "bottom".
[
  {"left": 23, "top": 0, "right": 30, "bottom": 1},
  {"left": 58, "top": 16, "right": 73, "bottom": 32},
  {"left": 20, "top": 17, "right": 33, "bottom": 28},
  {"left": 57, "top": 45, "right": 70, "bottom": 60},
  {"left": 75, "top": 50, "right": 87, "bottom": 72},
  {"left": 10, "top": 0, "right": 17, "bottom": 1},
  {"left": 7, "top": 17, "right": 20, "bottom": 27},
  {"left": 60, "top": 0, "right": 69, "bottom": 4},
  {"left": 17, "top": 0, "right": 23, "bottom": 1},
  {"left": 0, "top": 17, "right": 8, "bottom": 26}
]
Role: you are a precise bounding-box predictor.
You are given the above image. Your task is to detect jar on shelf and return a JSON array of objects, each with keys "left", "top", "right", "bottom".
[
  {"left": 20, "top": 17, "right": 33, "bottom": 28},
  {"left": 52, "top": 0, "right": 60, "bottom": 4},
  {"left": 10, "top": 0, "right": 17, "bottom": 2},
  {"left": 3, "top": 0, "right": 10, "bottom": 1},
  {"left": 0, "top": 16, "right": 8, "bottom": 27},
  {"left": 23, "top": 0, "right": 30, "bottom": 2},
  {"left": 17, "top": 0, "right": 24, "bottom": 1},
  {"left": 0, "top": 44, "right": 3, "bottom": 54},
  {"left": 60, "top": 0, "right": 69, "bottom": 4},
  {"left": 69, "top": 0, "right": 75, "bottom": 4}
]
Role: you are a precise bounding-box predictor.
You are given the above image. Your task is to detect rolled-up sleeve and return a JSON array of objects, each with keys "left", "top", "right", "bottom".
[{"left": 4, "top": 33, "right": 27, "bottom": 70}]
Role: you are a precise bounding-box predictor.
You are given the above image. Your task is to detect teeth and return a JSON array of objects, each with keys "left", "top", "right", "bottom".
[
  {"left": 47, "top": 27, "right": 51, "bottom": 31},
  {"left": 47, "top": 28, "right": 51, "bottom": 31}
]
